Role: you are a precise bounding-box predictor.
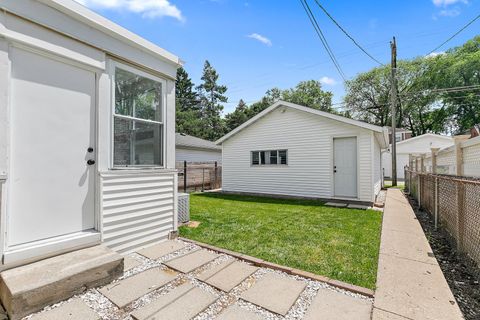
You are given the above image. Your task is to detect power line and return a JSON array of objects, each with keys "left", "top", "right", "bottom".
[
  {"left": 427, "top": 13, "right": 480, "bottom": 55},
  {"left": 299, "top": 0, "right": 347, "bottom": 82},
  {"left": 311, "top": 0, "right": 385, "bottom": 66}
]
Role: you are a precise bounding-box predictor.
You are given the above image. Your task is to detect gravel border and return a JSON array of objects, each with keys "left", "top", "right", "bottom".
[{"left": 408, "top": 196, "right": 480, "bottom": 320}]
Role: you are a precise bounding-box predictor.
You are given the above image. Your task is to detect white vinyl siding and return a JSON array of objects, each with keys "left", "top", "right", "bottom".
[
  {"left": 222, "top": 107, "right": 375, "bottom": 202},
  {"left": 100, "top": 171, "right": 176, "bottom": 253},
  {"left": 373, "top": 136, "right": 382, "bottom": 198},
  {"left": 175, "top": 148, "right": 222, "bottom": 163}
]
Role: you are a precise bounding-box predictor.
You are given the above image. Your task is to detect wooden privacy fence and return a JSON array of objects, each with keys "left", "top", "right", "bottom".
[
  {"left": 406, "top": 136, "right": 480, "bottom": 267},
  {"left": 176, "top": 161, "right": 221, "bottom": 193}
]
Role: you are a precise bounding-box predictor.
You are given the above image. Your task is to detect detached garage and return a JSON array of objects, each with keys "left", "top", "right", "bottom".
[{"left": 216, "top": 101, "right": 389, "bottom": 204}]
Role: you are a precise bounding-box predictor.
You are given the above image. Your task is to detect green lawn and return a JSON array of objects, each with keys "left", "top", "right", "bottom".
[
  {"left": 384, "top": 180, "right": 405, "bottom": 191},
  {"left": 180, "top": 193, "right": 382, "bottom": 289}
]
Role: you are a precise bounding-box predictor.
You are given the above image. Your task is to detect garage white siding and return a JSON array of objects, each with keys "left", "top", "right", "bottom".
[
  {"left": 176, "top": 148, "right": 222, "bottom": 163},
  {"left": 100, "top": 171, "right": 176, "bottom": 253},
  {"left": 373, "top": 137, "right": 382, "bottom": 198},
  {"left": 222, "top": 107, "right": 376, "bottom": 202}
]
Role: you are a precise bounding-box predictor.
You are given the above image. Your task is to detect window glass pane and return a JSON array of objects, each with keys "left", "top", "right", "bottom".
[
  {"left": 260, "top": 151, "right": 266, "bottom": 165},
  {"left": 115, "top": 68, "right": 162, "bottom": 122},
  {"left": 270, "top": 150, "right": 278, "bottom": 164},
  {"left": 279, "top": 150, "right": 287, "bottom": 164},
  {"left": 252, "top": 152, "right": 259, "bottom": 165},
  {"left": 114, "top": 117, "right": 163, "bottom": 166}
]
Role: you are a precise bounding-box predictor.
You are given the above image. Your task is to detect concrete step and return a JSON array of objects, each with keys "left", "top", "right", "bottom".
[{"left": 0, "top": 245, "right": 123, "bottom": 320}]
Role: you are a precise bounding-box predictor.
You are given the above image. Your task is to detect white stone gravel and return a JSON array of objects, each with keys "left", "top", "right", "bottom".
[{"left": 22, "top": 239, "right": 373, "bottom": 320}]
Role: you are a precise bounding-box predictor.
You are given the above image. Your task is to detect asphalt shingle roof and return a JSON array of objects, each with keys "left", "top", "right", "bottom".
[{"left": 175, "top": 133, "right": 221, "bottom": 151}]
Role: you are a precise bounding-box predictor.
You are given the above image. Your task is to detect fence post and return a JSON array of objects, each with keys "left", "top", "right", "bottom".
[
  {"left": 214, "top": 161, "right": 218, "bottom": 189},
  {"left": 201, "top": 168, "right": 205, "bottom": 192},
  {"left": 431, "top": 148, "right": 439, "bottom": 174},
  {"left": 431, "top": 148, "right": 440, "bottom": 229},
  {"left": 454, "top": 138, "right": 465, "bottom": 252},
  {"left": 434, "top": 176, "right": 439, "bottom": 230},
  {"left": 183, "top": 161, "right": 187, "bottom": 193}
]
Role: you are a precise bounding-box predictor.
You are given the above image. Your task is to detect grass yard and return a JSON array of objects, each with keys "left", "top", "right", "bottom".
[{"left": 180, "top": 193, "right": 383, "bottom": 289}]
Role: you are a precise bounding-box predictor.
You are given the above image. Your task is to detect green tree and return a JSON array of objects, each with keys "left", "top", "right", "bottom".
[
  {"left": 282, "top": 80, "right": 333, "bottom": 112},
  {"left": 197, "top": 60, "right": 228, "bottom": 140},
  {"left": 225, "top": 99, "right": 249, "bottom": 131},
  {"left": 175, "top": 67, "right": 201, "bottom": 136}
]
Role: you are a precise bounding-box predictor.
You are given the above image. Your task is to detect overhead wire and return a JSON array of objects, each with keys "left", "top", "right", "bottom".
[{"left": 311, "top": 0, "right": 385, "bottom": 66}]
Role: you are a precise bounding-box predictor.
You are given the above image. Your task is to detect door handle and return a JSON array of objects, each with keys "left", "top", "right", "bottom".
[
  {"left": 334, "top": 170, "right": 337, "bottom": 173},
  {"left": 87, "top": 159, "right": 95, "bottom": 166}
]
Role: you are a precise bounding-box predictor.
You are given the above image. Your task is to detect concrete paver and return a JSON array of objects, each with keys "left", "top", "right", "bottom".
[
  {"left": 132, "top": 286, "right": 217, "bottom": 320},
  {"left": 130, "top": 281, "right": 194, "bottom": 320},
  {"left": 137, "top": 241, "right": 186, "bottom": 260},
  {"left": 304, "top": 288, "right": 372, "bottom": 320},
  {"left": 29, "top": 299, "right": 99, "bottom": 320},
  {"left": 216, "top": 305, "right": 264, "bottom": 320},
  {"left": 99, "top": 268, "right": 177, "bottom": 308},
  {"left": 347, "top": 204, "right": 370, "bottom": 210},
  {"left": 374, "top": 189, "right": 463, "bottom": 320},
  {"left": 163, "top": 249, "right": 219, "bottom": 273},
  {"left": 202, "top": 261, "right": 258, "bottom": 292},
  {"left": 240, "top": 273, "right": 306, "bottom": 315},
  {"left": 196, "top": 259, "right": 234, "bottom": 281},
  {"left": 124, "top": 256, "right": 142, "bottom": 271}
]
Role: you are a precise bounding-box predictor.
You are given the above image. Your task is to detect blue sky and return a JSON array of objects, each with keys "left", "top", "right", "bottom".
[{"left": 77, "top": 0, "right": 479, "bottom": 113}]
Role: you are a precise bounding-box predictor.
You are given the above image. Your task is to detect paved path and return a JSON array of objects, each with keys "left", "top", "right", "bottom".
[
  {"left": 28, "top": 240, "right": 374, "bottom": 319},
  {"left": 373, "top": 189, "right": 464, "bottom": 320}
]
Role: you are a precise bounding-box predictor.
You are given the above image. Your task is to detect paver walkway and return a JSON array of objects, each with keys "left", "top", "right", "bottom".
[
  {"left": 26, "top": 240, "right": 374, "bottom": 319},
  {"left": 373, "top": 189, "right": 464, "bottom": 320}
]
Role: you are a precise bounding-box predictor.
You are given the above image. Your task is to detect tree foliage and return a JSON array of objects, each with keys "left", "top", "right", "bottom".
[{"left": 344, "top": 36, "right": 480, "bottom": 135}]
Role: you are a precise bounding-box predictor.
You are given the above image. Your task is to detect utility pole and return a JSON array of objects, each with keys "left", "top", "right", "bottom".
[{"left": 390, "top": 37, "right": 398, "bottom": 187}]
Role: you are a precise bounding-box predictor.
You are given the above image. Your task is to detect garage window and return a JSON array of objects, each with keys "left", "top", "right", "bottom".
[
  {"left": 112, "top": 64, "right": 166, "bottom": 167},
  {"left": 251, "top": 150, "right": 288, "bottom": 166}
]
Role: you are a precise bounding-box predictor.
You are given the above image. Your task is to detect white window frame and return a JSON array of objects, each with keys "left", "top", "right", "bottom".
[
  {"left": 251, "top": 150, "right": 288, "bottom": 166},
  {"left": 110, "top": 61, "right": 167, "bottom": 169}
]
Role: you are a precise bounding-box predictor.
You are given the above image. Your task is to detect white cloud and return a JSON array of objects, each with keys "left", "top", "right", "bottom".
[
  {"left": 432, "top": 0, "right": 467, "bottom": 6},
  {"left": 247, "top": 33, "right": 272, "bottom": 46},
  {"left": 439, "top": 8, "right": 461, "bottom": 16},
  {"left": 75, "top": 0, "right": 184, "bottom": 21},
  {"left": 320, "top": 76, "right": 337, "bottom": 86},
  {"left": 425, "top": 51, "right": 446, "bottom": 58}
]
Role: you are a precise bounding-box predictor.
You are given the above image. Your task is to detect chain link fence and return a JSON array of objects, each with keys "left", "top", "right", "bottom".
[{"left": 405, "top": 168, "right": 480, "bottom": 267}]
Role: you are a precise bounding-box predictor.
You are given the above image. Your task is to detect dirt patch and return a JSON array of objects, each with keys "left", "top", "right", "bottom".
[
  {"left": 407, "top": 196, "right": 480, "bottom": 320},
  {"left": 186, "top": 221, "right": 201, "bottom": 228}
]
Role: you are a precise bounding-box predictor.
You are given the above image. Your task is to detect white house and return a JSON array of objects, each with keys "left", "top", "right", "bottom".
[
  {"left": 0, "top": 0, "right": 181, "bottom": 269},
  {"left": 216, "top": 101, "right": 389, "bottom": 204},
  {"left": 176, "top": 133, "right": 222, "bottom": 163},
  {"left": 382, "top": 133, "right": 454, "bottom": 179}
]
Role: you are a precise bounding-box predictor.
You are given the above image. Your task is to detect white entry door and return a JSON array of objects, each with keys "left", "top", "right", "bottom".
[
  {"left": 333, "top": 137, "right": 357, "bottom": 198},
  {"left": 8, "top": 48, "right": 96, "bottom": 247}
]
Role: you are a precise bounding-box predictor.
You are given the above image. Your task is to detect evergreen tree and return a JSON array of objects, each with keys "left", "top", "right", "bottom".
[
  {"left": 196, "top": 60, "right": 228, "bottom": 140},
  {"left": 175, "top": 67, "right": 202, "bottom": 136},
  {"left": 225, "top": 99, "right": 249, "bottom": 131}
]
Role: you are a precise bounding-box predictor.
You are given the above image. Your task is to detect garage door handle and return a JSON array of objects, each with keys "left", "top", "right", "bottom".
[{"left": 87, "top": 159, "right": 95, "bottom": 166}]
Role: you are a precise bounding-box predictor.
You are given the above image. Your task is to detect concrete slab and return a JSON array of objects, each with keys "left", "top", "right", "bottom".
[
  {"left": 99, "top": 267, "right": 177, "bottom": 308},
  {"left": 304, "top": 288, "right": 372, "bottom": 320},
  {"left": 372, "top": 308, "right": 410, "bottom": 320},
  {"left": 132, "top": 286, "right": 217, "bottom": 320},
  {"left": 203, "top": 261, "right": 258, "bottom": 292},
  {"left": 164, "top": 249, "right": 219, "bottom": 273},
  {"left": 240, "top": 273, "right": 306, "bottom": 315},
  {"left": 0, "top": 245, "right": 123, "bottom": 320},
  {"left": 137, "top": 241, "right": 186, "bottom": 260},
  {"left": 130, "top": 282, "right": 194, "bottom": 320},
  {"left": 216, "top": 305, "right": 264, "bottom": 320},
  {"left": 325, "top": 202, "right": 347, "bottom": 207},
  {"left": 124, "top": 256, "right": 142, "bottom": 271},
  {"left": 29, "top": 299, "right": 99, "bottom": 320},
  {"left": 379, "top": 229, "right": 437, "bottom": 265},
  {"left": 196, "top": 259, "right": 235, "bottom": 281},
  {"left": 374, "top": 189, "right": 463, "bottom": 320},
  {"left": 347, "top": 204, "right": 370, "bottom": 210}
]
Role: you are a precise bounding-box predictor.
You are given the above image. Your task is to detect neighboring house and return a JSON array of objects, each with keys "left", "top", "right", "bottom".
[
  {"left": 216, "top": 101, "right": 389, "bottom": 204},
  {"left": 0, "top": 0, "right": 180, "bottom": 269},
  {"left": 382, "top": 133, "right": 454, "bottom": 179},
  {"left": 176, "top": 133, "right": 222, "bottom": 163},
  {"left": 388, "top": 127, "right": 412, "bottom": 144}
]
